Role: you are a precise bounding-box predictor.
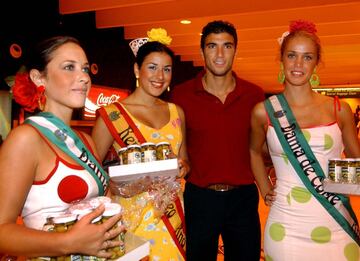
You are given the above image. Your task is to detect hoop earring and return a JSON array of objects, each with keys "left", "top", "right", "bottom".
[
  {"left": 136, "top": 76, "right": 139, "bottom": 88},
  {"left": 309, "top": 68, "right": 320, "bottom": 87},
  {"left": 278, "top": 63, "right": 285, "bottom": 84}
]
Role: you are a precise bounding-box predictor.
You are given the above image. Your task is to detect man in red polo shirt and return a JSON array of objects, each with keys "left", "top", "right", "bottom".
[{"left": 170, "top": 20, "right": 265, "bottom": 261}]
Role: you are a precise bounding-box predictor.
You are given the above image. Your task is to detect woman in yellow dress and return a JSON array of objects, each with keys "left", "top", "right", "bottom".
[{"left": 92, "top": 28, "right": 189, "bottom": 261}]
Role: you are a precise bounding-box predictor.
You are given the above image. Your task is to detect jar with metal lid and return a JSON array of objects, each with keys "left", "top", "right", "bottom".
[
  {"left": 141, "top": 142, "right": 157, "bottom": 162},
  {"left": 89, "top": 196, "right": 112, "bottom": 209},
  {"left": 53, "top": 213, "right": 80, "bottom": 261},
  {"left": 53, "top": 213, "right": 77, "bottom": 233},
  {"left": 355, "top": 158, "right": 360, "bottom": 184},
  {"left": 118, "top": 147, "right": 128, "bottom": 165},
  {"left": 341, "top": 158, "right": 357, "bottom": 184},
  {"left": 126, "top": 144, "right": 142, "bottom": 164},
  {"left": 102, "top": 203, "right": 126, "bottom": 259},
  {"left": 328, "top": 158, "right": 342, "bottom": 182},
  {"left": 69, "top": 201, "right": 103, "bottom": 224},
  {"left": 156, "top": 142, "right": 172, "bottom": 160}
]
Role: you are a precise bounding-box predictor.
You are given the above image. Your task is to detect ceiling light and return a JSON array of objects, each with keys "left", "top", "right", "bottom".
[{"left": 180, "top": 20, "right": 191, "bottom": 25}]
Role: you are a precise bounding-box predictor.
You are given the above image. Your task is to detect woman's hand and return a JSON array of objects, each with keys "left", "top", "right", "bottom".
[
  {"left": 64, "top": 204, "right": 125, "bottom": 257},
  {"left": 263, "top": 187, "right": 276, "bottom": 206},
  {"left": 177, "top": 158, "right": 190, "bottom": 179}
]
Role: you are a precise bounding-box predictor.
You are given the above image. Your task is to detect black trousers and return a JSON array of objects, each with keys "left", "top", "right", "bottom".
[{"left": 184, "top": 182, "right": 261, "bottom": 261}]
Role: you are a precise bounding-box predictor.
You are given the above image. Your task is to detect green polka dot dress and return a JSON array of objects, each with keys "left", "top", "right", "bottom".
[{"left": 265, "top": 123, "right": 359, "bottom": 261}]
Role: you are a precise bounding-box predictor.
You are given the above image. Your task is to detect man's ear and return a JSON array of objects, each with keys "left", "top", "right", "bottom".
[{"left": 29, "top": 69, "right": 44, "bottom": 87}]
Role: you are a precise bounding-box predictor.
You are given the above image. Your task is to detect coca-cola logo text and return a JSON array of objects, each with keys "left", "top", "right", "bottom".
[{"left": 96, "top": 93, "right": 120, "bottom": 106}]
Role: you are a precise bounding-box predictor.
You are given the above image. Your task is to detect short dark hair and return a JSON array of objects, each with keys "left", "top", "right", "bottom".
[
  {"left": 136, "top": 41, "right": 175, "bottom": 68},
  {"left": 200, "top": 20, "right": 238, "bottom": 50}
]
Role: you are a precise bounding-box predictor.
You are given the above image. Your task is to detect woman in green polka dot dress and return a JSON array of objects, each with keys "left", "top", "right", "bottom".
[{"left": 250, "top": 20, "right": 360, "bottom": 261}]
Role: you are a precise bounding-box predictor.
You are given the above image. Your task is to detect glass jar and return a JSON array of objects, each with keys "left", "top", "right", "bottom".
[
  {"left": 126, "top": 145, "right": 142, "bottom": 164},
  {"left": 53, "top": 213, "right": 77, "bottom": 233},
  {"left": 89, "top": 196, "right": 112, "bottom": 209},
  {"left": 141, "top": 142, "right": 157, "bottom": 162},
  {"left": 355, "top": 158, "right": 360, "bottom": 184},
  {"left": 102, "top": 203, "right": 126, "bottom": 259},
  {"left": 328, "top": 158, "right": 342, "bottom": 182},
  {"left": 156, "top": 142, "right": 172, "bottom": 160},
  {"left": 342, "top": 158, "right": 357, "bottom": 184},
  {"left": 118, "top": 147, "right": 128, "bottom": 165},
  {"left": 53, "top": 213, "right": 79, "bottom": 261}
]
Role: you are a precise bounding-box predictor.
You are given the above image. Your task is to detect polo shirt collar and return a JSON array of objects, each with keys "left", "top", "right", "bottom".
[{"left": 194, "top": 70, "right": 243, "bottom": 96}]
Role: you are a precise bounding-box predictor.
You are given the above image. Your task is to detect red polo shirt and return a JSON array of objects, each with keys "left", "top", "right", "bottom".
[{"left": 170, "top": 71, "right": 264, "bottom": 187}]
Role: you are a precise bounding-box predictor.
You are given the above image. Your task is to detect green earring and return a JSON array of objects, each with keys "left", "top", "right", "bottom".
[
  {"left": 309, "top": 68, "right": 320, "bottom": 87},
  {"left": 278, "top": 63, "right": 285, "bottom": 84}
]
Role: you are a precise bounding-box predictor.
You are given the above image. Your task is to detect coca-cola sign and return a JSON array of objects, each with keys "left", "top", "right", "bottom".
[
  {"left": 84, "top": 84, "right": 129, "bottom": 119},
  {"left": 96, "top": 93, "right": 120, "bottom": 106}
]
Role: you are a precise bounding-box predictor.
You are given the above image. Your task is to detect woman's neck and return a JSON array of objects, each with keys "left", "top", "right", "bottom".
[
  {"left": 126, "top": 89, "right": 161, "bottom": 107},
  {"left": 44, "top": 106, "right": 73, "bottom": 126},
  {"left": 283, "top": 84, "right": 315, "bottom": 106}
]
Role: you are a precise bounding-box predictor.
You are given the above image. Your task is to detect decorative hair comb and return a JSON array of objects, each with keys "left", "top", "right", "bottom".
[{"left": 129, "top": 28, "right": 172, "bottom": 56}]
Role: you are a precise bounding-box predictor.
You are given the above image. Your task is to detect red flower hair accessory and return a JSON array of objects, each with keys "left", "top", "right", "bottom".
[
  {"left": 12, "top": 72, "right": 45, "bottom": 112},
  {"left": 289, "top": 20, "right": 317, "bottom": 34}
]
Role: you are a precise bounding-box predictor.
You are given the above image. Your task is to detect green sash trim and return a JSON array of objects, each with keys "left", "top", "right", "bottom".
[
  {"left": 265, "top": 94, "right": 360, "bottom": 245},
  {"left": 25, "top": 112, "right": 109, "bottom": 195}
]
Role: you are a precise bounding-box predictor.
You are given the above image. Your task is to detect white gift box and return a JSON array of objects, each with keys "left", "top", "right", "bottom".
[
  {"left": 323, "top": 179, "right": 360, "bottom": 195},
  {"left": 108, "top": 159, "right": 179, "bottom": 183},
  {"left": 116, "top": 232, "right": 150, "bottom": 261}
]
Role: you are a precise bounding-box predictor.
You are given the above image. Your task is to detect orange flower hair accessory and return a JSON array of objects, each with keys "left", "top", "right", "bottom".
[{"left": 12, "top": 72, "right": 45, "bottom": 112}]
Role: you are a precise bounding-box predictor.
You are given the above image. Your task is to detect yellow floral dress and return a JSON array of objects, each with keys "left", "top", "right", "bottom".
[{"left": 116, "top": 102, "right": 184, "bottom": 261}]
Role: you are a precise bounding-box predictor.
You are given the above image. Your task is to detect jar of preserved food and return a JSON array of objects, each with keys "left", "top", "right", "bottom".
[
  {"left": 53, "top": 213, "right": 80, "bottom": 261},
  {"left": 156, "top": 142, "right": 172, "bottom": 160},
  {"left": 141, "top": 142, "right": 157, "bottom": 162},
  {"left": 126, "top": 144, "right": 142, "bottom": 164},
  {"left": 355, "top": 158, "right": 360, "bottom": 184},
  {"left": 102, "top": 203, "right": 126, "bottom": 259},
  {"left": 118, "top": 147, "right": 128, "bottom": 165},
  {"left": 53, "top": 213, "right": 77, "bottom": 233},
  {"left": 89, "top": 196, "right": 112, "bottom": 209},
  {"left": 328, "top": 158, "right": 342, "bottom": 182},
  {"left": 341, "top": 158, "right": 357, "bottom": 184}
]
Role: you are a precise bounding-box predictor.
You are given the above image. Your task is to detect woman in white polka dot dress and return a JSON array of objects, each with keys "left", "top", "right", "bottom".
[{"left": 250, "top": 20, "right": 360, "bottom": 261}]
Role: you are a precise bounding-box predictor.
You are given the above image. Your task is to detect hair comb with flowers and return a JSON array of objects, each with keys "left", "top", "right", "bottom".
[
  {"left": 277, "top": 20, "right": 317, "bottom": 46},
  {"left": 129, "top": 28, "right": 172, "bottom": 56}
]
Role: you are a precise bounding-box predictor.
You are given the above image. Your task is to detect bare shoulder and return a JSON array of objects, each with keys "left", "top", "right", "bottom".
[
  {"left": 0, "top": 124, "right": 43, "bottom": 166},
  {"left": 316, "top": 93, "right": 351, "bottom": 113},
  {"left": 5, "top": 124, "right": 42, "bottom": 147},
  {"left": 252, "top": 101, "right": 267, "bottom": 120},
  {"left": 337, "top": 98, "right": 353, "bottom": 123}
]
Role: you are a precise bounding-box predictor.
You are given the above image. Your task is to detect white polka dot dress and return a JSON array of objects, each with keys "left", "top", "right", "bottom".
[{"left": 265, "top": 123, "right": 359, "bottom": 261}]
